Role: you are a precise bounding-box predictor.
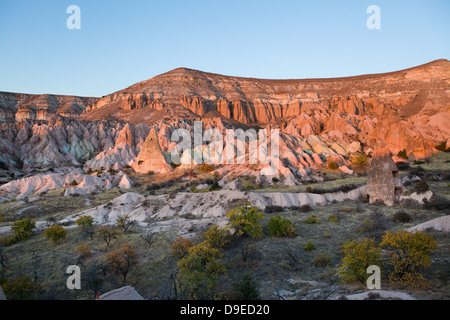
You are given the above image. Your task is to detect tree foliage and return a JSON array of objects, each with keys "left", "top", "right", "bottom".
[
  {"left": 267, "top": 215, "right": 297, "bottom": 237},
  {"left": 176, "top": 241, "right": 226, "bottom": 300},
  {"left": 171, "top": 236, "right": 194, "bottom": 260},
  {"left": 11, "top": 218, "right": 36, "bottom": 242},
  {"left": 226, "top": 203, "right": 264, "bottom": 238},
  {"left": 2, "top": 276, "right": 42, "bottom": 300},
  {"left": 337, "top": 238, "right": 382, "bottom": 284},
  {"left": 97, "top": 225, "right": 120, "bottom": 247},
  {"left": 44, "top": 224, "right": 67, "bottom": 244},
  {"left": 105, "top": 242, "right": 139, "bottom": 284},
  {"left": 203, "top": 225, "right": 229, "bottom": 249},
  {"left": 380, "top": 231, "right": 437, "bottom": 288}
]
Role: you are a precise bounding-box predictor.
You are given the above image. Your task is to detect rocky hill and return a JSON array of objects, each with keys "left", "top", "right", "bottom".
[
  {"left": 81, "top": 59, "right": 450, "bottom": 158},
  {"left": 0, "top": 60, "right": 449, "bottom": 174}
]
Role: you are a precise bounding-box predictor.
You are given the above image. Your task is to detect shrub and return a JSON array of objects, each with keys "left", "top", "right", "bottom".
[
  {"left": 203, "top": 225, "right": 229, "bottom": 249},
  {"left": 209, "top": 180, "right": 221, "bottom": 191},
  {"left": 226, "top": 203, "right": 264, "bottom": 238},
  {"left": 313, "top": 253, "right": 332, "bottom": 267},
  {"left": 267, "top": 215, "right": 297, "bottom": 237},
  {"left": 303, "top": 241, "right": 316, "bottom": 252},
  {"left": 358, "top": 208, "right": 386, "bottom": 238},
  {"left": 326, "top": 159, "right": 339, "bottom": 170},
  {"left": 395, "top": 161, "right": 410, "bottom": 171},
  {"left": 70, "top": 179, "right": 78, "bottom": 186},
  {"left": 11, "top": 218, "right": 36, "bottom": 242},
  {"left": 380, "top": 231, "right": 437, "bottom": 288},
  {"left": 44, "top": 224, "right": 67, "bottom": 244},
  {"left": 76, "top": 243, "right": 92, "bottom": 258},
  {"left": 105, "top": 242, "right": 139, "bottom": 284},
  {"left": 96, "top": 225, "right": 120, "bottom": 247},
  {"left": 264, "top": 205, "right": 284, "bottom": 213},
  {"left": 328, "top": 214, "right": 341, "bottom": 223},
  {"left": 2, "top": 276, "right": 42, "bottom": 300},
  {"left": 397, "top": 149, "right": 408, "bottom": 159},
  {"left": 86, "top": 168, "right": 93, "bottom": 174},
  {"left": 300, "top": 204, "right": 313, "bottom": 212},
  {"left": 171, "top": 236, "right": 194, "bottom": 260},
  {"left": 337, "top": 238, "right": 381, "bottom": 284},
  {"left": 393, "top": 211, "right": 412, "bottom": 223},
  {"left": 235, "top": 271, "right": 261, "bottom": 300},
  {"left": 413, "top": 181, "right": 429, "bottom": 194},
  {"left": 272, "top": 177, "right": 279, "bottom": 183},
  {"left": 76, "top": 216, "right": 94, "bottom": 228},
  {"left": 117, "top": 214, "right": 134, "bottom": 233},
  {"left": 351, "top": 153, "right": 369, "bottom": 167},
  {"left": 304, "top": 214, "right": 318, "bottom": 224},
  {"left": 199, "top": 164, "right": 214, "bottom": 173},
  {"left": 435, "top": 141, "right": 450, "bottom": 152},
  {"left": 176, "top": 242, "right": 226, "bottom": 300}
]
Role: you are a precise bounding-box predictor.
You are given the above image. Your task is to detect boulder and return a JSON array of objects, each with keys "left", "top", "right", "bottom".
[{"left": 98, "top": 286, "right": 144, "bottom": 300}]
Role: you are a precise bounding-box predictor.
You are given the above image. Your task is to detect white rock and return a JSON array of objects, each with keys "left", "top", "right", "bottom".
[
  {"left": 98, "top": 286, "right": 144, "bottom": 300},
  {"left": 408, "top": 215, "right": 450, "bottom": 233}
]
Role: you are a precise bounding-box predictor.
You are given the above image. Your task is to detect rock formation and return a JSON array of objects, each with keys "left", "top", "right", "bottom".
[
  {"left": 366, "top": 144, "right": 403, "bottom": 206},
  {"left": 131, "top": 127, "right": 172, "bottom": 174},
  {"left": 98, "top": 286, "right": 144, "bottom": 300}
]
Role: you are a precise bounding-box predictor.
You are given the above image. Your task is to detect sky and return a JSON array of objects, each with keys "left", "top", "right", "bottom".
[{"left": 0, "top": 0, "right": 449, "bottom": 97}]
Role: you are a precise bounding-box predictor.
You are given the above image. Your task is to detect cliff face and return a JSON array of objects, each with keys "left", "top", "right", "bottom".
[
  {"left": 0, "top": 92, "right": 98, "bottom": 122},
  {"left": 1, "top": 60, "right": 449, "bottom": 162},
  {"left": 81, "top": 59, "right": 450, "bottom": 158}
]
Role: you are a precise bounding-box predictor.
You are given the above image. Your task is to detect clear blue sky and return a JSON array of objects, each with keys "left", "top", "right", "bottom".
[{"left": 0, "top": 0, "right": 449, "bottom": 97}]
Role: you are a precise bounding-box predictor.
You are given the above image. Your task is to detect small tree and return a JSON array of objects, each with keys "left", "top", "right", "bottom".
[
  {"left": 338, "top": 238, "right": 381, "bottom": 284},
  {"left": 226, "top": 203, "right": 264, "bottom": 238},
  {"left": 203, "top": 225, "right": 229, "bottom": 249},
  {"left": 171, "top": 236, "right": 194, "bottom": 260},
  {"left": 2, "top": 276, "right": 42, "bottom": 300},
  {"left": 44, "top": 224, "right": 67, "bottom": 244},
  {"left": 117, "top": 215, "right": 134, "bottom": 233},
  {"left": 380, "top": 231, "right": 437, "bottom": 288},
  {"left": 105, "top": 242, "right": 139, "bottom": 285},
  {"left": 176, "top": 242, "right": 226, "bottom": 300},
  {"left": 70, "top": 179, "right": 79, "bottom": 186},
  {"left": 11, "top": 218, "right": 36, "bottom": 241},
  {"left": 76, "top": 243, "right": 92, "bottom": 259},
  {"left": 326, "top": 159, "right": 339, "bottom": 170},
  {"left": 76, "top": 216, "right": 94, "bottom": 228},
  {"left": 97, "top": 225, "right": 120, "bottom": 247},
  {"left": 235, "top": 271, "right": 261, "bottom": 300}
]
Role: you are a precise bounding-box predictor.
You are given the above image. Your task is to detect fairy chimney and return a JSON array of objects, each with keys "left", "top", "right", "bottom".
[
  {"left": 366, "top": 143, "right": 403, "bottom": 206},
  {"left": 132, "top": 127, "right": 172, "bottom": 174}
]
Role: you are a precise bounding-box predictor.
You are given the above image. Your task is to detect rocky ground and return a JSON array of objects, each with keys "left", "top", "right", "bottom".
[{"left": 0, "top": 152, "right": 448, "bottom": 300}]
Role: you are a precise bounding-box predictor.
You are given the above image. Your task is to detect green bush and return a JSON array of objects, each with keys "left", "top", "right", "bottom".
[
  {"left": 303, "top": 241, "right": 316, "bottom": 252},
  {"left": 44, "top": 224, "right": 67, "bottom": 244},
  {"left": 204, "top": 225, "right": 229, "bottom": 249},
  {"left": 11, "top": 218, "right": 36, "bottom": 242},
  {"left": 393, "top": 211, "right": 412, "bottom": 223},
  {"left": 76, "top": 216, "right": 94, "bottom": 228},
  {"left": 413, "top": 181, "right": 429, "bottom": 194},
  {"left": 337, "top": 238, "right": 381, "bottom": 284},
  {"left": 267, "top": 215, "right": 297, "bottom": 237},
  {"left": 226, "top": 203, "right": 264, "bottom": 238},
  {"left": 235, "top": 271, "right": 261, "bottom": 300},
  {"left": 313, "top": 253, "right": 332, "bottom": 267},
  {"left": 300, "top": 204, "right": 313, "bottom": 212},
  {"left": 380, "top": 231, "right": 437, "bottom": 288},
  {"left": 304, "top": 214, "right": 318, "bottom": 224},
  {"left": 209, "top": 180, "right": 221, "bottom": 191},
  {"left": 264, "top": 205, "right": 284, "bottom": 213},
  {"left": 2, "top": 276, "right": 42, "bottom": 300},
  {"left": 70, "top": 179, "right": 78, "bottom": 186}
]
